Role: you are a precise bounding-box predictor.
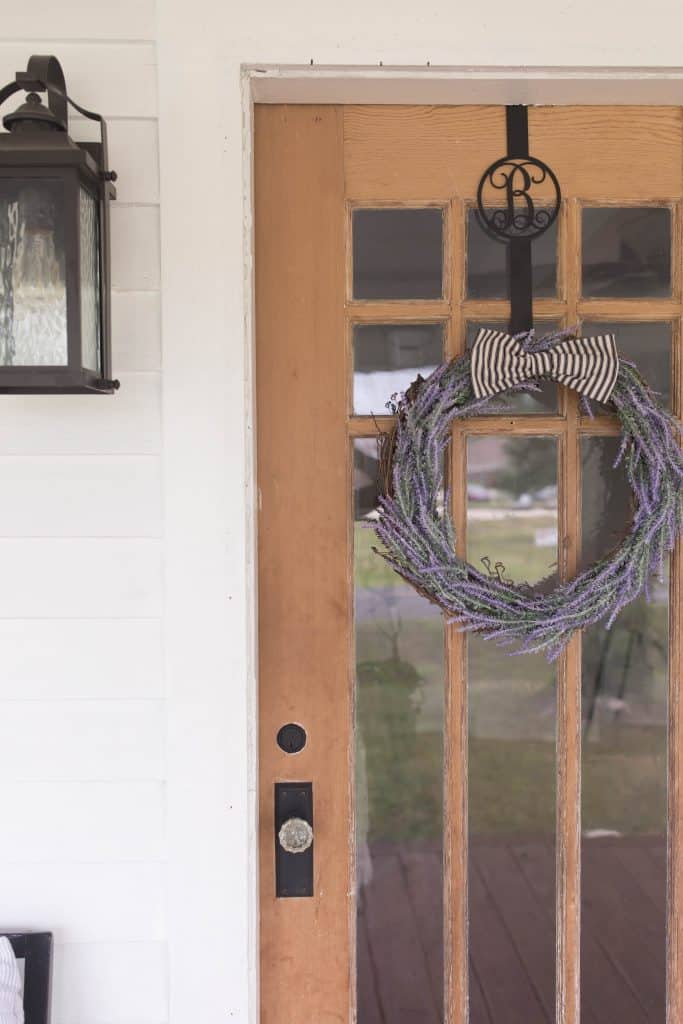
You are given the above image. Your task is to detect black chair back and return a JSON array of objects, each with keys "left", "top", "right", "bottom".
[{"left": 0, "top": 933, "right": 52, "bottom": 1024}]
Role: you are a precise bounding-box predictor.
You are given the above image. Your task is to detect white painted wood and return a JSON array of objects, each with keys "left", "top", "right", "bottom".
[
  {"left": 2, "top": 0, "right": 155, "bottom": 41},
  {"left": 0, "top": 619, "right": 162, "bottom": 699},
  {"left": 0, "top": 863, "right": 165, "bottom": 942},
  {"left": 0, "top": 700, "right": 164, "bottom": 781},
  {"left": 0, "top": 33, "right": 167, "bottom": 1024},
  {"left": 112, "top": 291, "right": 162, "bottom": 372},
  {"left": 52, "top": 942, "right": 168, "bottom": 1024},
  {"left": 68, "top": 120, "right": 160, "bottom": 206},
  {"left": 158, "top": 21, "right": 255, "bottom": 1023},
  {"left": 250, "top": 64, "right": 683, "bottom": 104},
  {"left": 0, "top": 538, "right": 162, "bottom": 617},
  {"left": 0, "top": 781, "right": 164, "bottom": 862},
  {"left": 0, "top": 43, "right": 157, "bottom": 118},
  {"left": 111, "top": 207, "right": 161, "bottom": 291},
  {"left": 0, "top": 373, "right": 160, "bottom": 455},
  {"left": 0, "top": 456, "right": 161, "bottom": 537}
]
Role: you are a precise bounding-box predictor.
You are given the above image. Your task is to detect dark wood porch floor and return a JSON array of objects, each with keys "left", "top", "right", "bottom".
[{"left": 357, "top": 837, "right": 665, "bottom": 1023}]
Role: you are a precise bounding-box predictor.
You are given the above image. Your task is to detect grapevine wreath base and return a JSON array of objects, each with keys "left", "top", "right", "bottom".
[{"left": 374, "top": 328, "right": 683, "bottom": 660}]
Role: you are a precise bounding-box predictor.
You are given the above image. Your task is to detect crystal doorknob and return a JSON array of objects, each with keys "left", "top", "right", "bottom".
[{"left": 278, "top": 816, "right": 313, "bottom": 854}]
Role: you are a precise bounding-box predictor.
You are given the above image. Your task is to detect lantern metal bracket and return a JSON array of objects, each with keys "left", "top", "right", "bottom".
[{"left": 0, "top": 56, "right": 117, "bottom": 200}]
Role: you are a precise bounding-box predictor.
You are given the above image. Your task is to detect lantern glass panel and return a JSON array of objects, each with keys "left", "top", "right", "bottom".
[
  {"left": 79, "top": 186, "right": 101, "bottom": 372},
  {"left": 0, "top": 178, "right": 67, "bottom": 366}
]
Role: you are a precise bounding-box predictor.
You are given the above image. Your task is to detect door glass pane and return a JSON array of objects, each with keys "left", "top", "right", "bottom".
[
  {"left": 467, "top": 436, "right": 557, "bottom": 1023},
  {"left": 467, "top": 208, "right": 557, "bottom": 299},
  {"left": 581, "top": 321, "right": 671, "bottom": 411},
  {"left": 465, "top": 319, "right": 561, "bottom": 414},
  {"left": 581, "top": 436, "right": 667, "bottom": 1021},
  {"left": 353, "top": 208, "right": 444, "bottom": 300},
  {"left": 0, "top": 179, "right": 67, "bottom": 366},
  {"left": 353, "top": 323, "right": 444, "bottom": 416},
  {"left": 582, "top": 207, "right": 671, "bottom": 298},
  {"left": 354, "top": 438, "right": 445, "bottom": 1022}
]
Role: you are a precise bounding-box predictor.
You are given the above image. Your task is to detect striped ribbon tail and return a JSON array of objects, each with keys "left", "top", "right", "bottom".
[{"left": 471, "top": 328, "right": 619, "bottom": 403}]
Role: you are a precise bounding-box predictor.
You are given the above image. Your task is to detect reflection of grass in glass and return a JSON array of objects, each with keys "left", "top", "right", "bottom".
[
  {"left": 469, "top": 739, "right": 556, "bottom": 836},
  {"left": 354, "top": 525, "right": 668, "bottom": 841},
  {"left": 356, "top": 613, "right": 444, "bottom": 843},
  {"left": 356, "top": 617, "right": 444, "bottom": 684},
  {"left": 583, "top": 726, "right": 667, "bottom": 835},
  {"left": 583, "top": 598, "right": 668, "bottom": 710},
  {"left": 356, "top": 513, "right": 560, "bottom": 589},
  {"left": 468, "top": 513, "right": 558, "bottom": 585},
  {"left": 354, "top": 523, "right": 397, "bottom": 588},
  {"left": 582, "top": 596, "right": 667, "bottom": 836}
]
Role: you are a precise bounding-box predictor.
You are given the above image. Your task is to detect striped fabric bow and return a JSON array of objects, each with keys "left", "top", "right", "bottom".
[{"left": 471, "top": 328, "right": 619, "bottom": 403}]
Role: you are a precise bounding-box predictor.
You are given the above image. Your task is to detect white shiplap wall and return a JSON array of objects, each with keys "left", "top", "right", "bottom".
[
  {"left": 0, "top": 16, "right": 166, "bottom": 1024},
  {"left": 6, "top": 1, "right": 683, "bottom": 1021}
]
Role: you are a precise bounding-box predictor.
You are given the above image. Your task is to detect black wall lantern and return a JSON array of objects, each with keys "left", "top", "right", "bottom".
[{"left": 0, "top": 55, "right": 119, "bottom": 393}]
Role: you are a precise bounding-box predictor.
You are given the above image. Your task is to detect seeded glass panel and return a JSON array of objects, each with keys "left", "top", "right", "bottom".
[
  {"left": 353, "top": 208, "right": 443, "bottom": 300},
  {"left": 80, "top": 187, "right": 101, "bottom": 373},
  {"left": 0, "top": 179, "right": 67, "bottom": 366},
  {"left": 467, "top": 208, "right": 558, "bottom": 299},
  {"left": 467, "top": 436, "right": 557, "bottom": 1023},
  {"left": 582, "top": 207, "right": 671, "bottom": 297},
  {"left": 465, "top": 319, "right": 561, "bottom": 414},
  {"left": 581, "top": 321, "right": 671, "bottom": 410},
  {"left": 354, "top": 438, "right": 444, "bottom": 1022},
  {"left": 353, "top": 323, "right": 444, "bottom": 415},
  {"left": 580, "top": 436, "right": 666, "bottom": 1020}
]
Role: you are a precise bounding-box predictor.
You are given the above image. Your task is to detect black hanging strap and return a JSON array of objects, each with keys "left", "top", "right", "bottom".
[
  {"left": 506, "top": 105, "right": 533, "bottom": 334},
  {"left": 506, "top": 104, "right": 529, "bottom": 158}
]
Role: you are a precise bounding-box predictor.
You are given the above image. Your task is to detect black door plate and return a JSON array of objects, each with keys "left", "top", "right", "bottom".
[{"left": 275, "top": 782, "right": 313, "bottom": 898}]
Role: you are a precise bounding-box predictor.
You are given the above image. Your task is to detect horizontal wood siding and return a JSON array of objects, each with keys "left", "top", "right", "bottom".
[{"left": 0, "top": 22, "right": 165, "bottom": 1024}]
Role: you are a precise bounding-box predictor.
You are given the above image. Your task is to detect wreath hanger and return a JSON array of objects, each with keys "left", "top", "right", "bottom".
[{"left": 476, "top": 104, "right": 561, "bottom": 335}]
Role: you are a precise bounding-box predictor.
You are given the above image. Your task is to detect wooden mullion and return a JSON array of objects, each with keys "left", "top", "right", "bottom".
[
  {"left": 577, "top": 299, "right": 680, "bottom": 320},
  {"left": 464, "top": 416, "right": 621, "bottom": 436},
  {"left": 347, "top": 299, "right": 450, "bottom": 321},
  {"left": 463, "top": 416, "right": 565, "bottom": 435},
  {"left": 349, "top": 414, "right": 623, "bottom": 438},
  {"left": 445, "top": 441, "right": 468, "bottom": 1024},
  {"left": 577, "top": 417, "right": 621, "bottom": 436},
  {"left": 670, "top": 541, "right": 683, "bottom": 1024},
  {"left": 447, "top": 197, "right": 465, "bottom": 360},
  {"left": 348, "top": 415, "right": 396, "bottom": 437},
  {"left": 557, "top": 197, "right": 582, "bottom": 1024},
  {"left": 463, "top": 298, "right": 566, "bottom": 320},
  {"left": 445, "top": 195, "right": 468, "bottom": 1024},
  {"left": 667, "top": 190, "right": 683, "bottom": 1019}
]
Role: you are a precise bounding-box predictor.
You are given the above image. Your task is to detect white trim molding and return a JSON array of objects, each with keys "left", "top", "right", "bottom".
[{"left": 248, "top": 63, "right": 683, "bottom": 104}]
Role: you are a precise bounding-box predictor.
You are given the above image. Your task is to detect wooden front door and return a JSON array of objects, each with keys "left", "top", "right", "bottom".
[{"left": 255, "top": 103, "right": 683, "bottom": 1023}]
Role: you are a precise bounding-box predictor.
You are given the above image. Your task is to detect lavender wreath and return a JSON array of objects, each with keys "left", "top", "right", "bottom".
[{"left": 374, "top": 328, "right": 683, "bottom": 659}]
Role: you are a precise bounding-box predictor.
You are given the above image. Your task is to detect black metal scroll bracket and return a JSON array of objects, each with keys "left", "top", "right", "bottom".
[
  {"left": 0, "top": 56, "right": 117, "bottom": 191},
  {"left": 506, "top": 106, "right": 533, "bottom": 334}
]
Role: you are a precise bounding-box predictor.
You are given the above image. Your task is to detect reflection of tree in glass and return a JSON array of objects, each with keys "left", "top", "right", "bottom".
[
  {"left": 582, "top": 599, "right": 667, "bottom": 741},
  {"left": 497, "top": 437, "right": 556, "bottom": 498},
  {"left": 356, "top": 610, "right": 441, "bottom": 842},
  {"left": 582, "top": 602, "right": 667, "bottom": 836}
]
